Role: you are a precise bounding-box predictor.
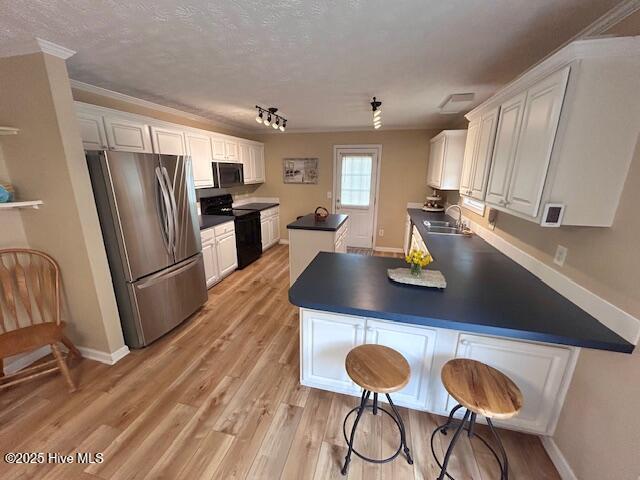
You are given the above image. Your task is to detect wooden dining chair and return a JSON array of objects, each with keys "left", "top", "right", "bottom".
[{"left": 0, "top": 248, "right": 81, "bottom": 392}]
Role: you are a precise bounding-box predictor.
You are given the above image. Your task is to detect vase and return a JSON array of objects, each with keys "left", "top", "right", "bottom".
[{"left": 410, "top": 263, "right": 422, "bottom": 277}]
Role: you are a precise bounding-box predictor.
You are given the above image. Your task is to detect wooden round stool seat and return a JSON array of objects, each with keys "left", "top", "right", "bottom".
[
  {"left": 345, "top": 344, "right": 410, "bottom": 393},
  {"left": 441, "top": 358, "right": 523, "bottom": 420}
]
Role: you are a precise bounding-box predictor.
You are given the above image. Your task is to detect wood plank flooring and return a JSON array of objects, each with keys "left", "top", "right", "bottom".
[{"left": 0, "top": 245, "right": 560, "bottom": 479}]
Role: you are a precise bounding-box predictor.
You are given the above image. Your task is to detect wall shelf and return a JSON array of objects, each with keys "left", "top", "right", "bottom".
[
  {"left": 0, "top": 127, "right": 20, "bottom": 136},
  {"left": 0, "top": 200, "right": 43, "bottom": 210}
]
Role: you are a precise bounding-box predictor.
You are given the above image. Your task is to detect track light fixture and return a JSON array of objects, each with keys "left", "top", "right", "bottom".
[
  {"left": 371, "top": 96, "right": 382, "bottom": 129},
  {"left": 255, "top": 106, "right": 287, "bottom": 132}
]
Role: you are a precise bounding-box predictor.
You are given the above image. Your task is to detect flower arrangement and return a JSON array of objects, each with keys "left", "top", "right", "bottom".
[{"left": 405, "top": 249, "right": 432, "bottom": 277}]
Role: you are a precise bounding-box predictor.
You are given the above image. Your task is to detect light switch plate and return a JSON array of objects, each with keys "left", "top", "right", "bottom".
[
  {"left": 379, "top": 229, "right": 384, "bottom": 237},
  {"left": 554, "top": 245, "right": 568, "bottom": 266},
  {"left": 327, "top": 191, "right": 332, "bottom": 199}
]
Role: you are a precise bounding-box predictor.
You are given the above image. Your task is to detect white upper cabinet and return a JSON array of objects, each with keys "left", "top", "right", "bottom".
[
  {"left": 485, "top": 92, "right": 527, "bottom": 206},
  {"left": 224, "top": 140, "right": 239, "bottom": 162},
  {"left": 505, "top": 67, "right": 569, "bottom": 218},
  {"left": 469, "top": 108, "right": 499, "bottom": 200},
  {"left": 77, "top": 111, "right": 108, "bottom": 150},
  {"left": 186, "top": 132, "right": 214, "bottom": 188},
  {"left": 465, "top": 37, "right": 640, "bottom": 226},
  {"left": 251, "top": 144, "right": 265, "bottom": 183},
  {"left": 239, "top": 142, "right": 253, "bottom": 183},
  {"left": 459, "top": 121, "right": 478, "bottom": 196},
  {"left": 150, "top": 126, "right": 186, "bottom": 155},
  {"left": 427, "top": 130, "right": 467, "bottom": 190},
  {"left": 211, "top": 135, "right": 227, "bottom": 161},
  {"left": 103, "top": 116, "right": 153, "bottom": 153}
]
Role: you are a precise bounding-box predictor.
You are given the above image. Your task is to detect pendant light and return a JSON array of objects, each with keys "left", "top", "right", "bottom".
[{"left": 371, "top": 97, "right": 382, "bottom": 129}]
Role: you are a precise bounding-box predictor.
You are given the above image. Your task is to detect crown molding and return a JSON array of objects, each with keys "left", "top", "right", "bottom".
[
  {"left": 70, "top": 79, "right": 252, "bottom": 134},
  {"left": 0, "top": 37, "right": 75, "bottom": 60},
  {"left": 578, "top": 0, "right": 640, "bottom": 38}
]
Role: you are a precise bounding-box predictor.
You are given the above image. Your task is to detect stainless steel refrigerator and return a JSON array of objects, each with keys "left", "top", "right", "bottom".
[{"left": 87, "top": 150, "right": 208, "bottom": 348}]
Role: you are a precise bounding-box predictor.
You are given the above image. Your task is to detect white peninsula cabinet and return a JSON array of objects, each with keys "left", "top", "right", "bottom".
[
  {"left": 299, "top": 308, "right": 578, "bottom": 435},
  {"left": 461, "top": 37, "right": 640, "bottom": 226},
  {"left": 200, "top": 221, "right": 238, "bottom": 288}
]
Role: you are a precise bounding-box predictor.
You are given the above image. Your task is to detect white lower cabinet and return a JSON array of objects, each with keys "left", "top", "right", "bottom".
[
  {"left": 301, "top": 310, "right": 366, "bottom": 395},
  {"left": 365, "top": 319, "right": 436, "bottom": 410},
  {"left": 260, "top": 207, "right": 280, "bottom": 251},
  {"left": 200, "top": 222, "right": 237, "bottom": 288},
  {"left": 300, "top": 307, "right": 578, "bottom": 435}
]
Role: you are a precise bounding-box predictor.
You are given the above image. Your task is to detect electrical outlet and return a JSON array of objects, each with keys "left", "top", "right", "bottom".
[
  {"left": 554, "top": 245, "right": 568, "bottom": 266},
  {"left": 327, "top": 191, "right": 332, "bottom": 199},
  {"left": 379, "top": 229, "right": 384, "bottom": 237}
]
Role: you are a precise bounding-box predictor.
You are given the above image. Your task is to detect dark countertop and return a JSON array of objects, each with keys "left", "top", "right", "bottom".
[
  {"left": 288, "top": 208, "right": 633, "bottom": 353},
  {"left": 199, "top": 214, "right": 233, "bottom": 231},
  {"left": 287, "top": 213, "right": 349, "bottom": 232},
  {"left": 234, "top": 202, "right": 279, "bottom": 211}
]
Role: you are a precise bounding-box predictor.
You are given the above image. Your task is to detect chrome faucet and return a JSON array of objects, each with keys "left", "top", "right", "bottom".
[{"left": 445, "top": 204, "right": 464, "bottom": 230}]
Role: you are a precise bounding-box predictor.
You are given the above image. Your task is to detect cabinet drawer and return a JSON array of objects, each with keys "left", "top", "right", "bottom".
[
  {"left": 200, "top": 227, "right": 216, "bottom": 243},
  {"left": 214, "top": 221, "right": 235, "bottom": 237},
  {"left": 335, "top": 221, "right": 348, "bottom": 241},
  {"left": 260, "top": 206, "right": 279, "bottom": 219}
]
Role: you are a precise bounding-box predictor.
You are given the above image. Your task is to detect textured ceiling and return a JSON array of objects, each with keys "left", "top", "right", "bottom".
[{"left": 0, "top": 0, "right": 621, "bottom": 132}]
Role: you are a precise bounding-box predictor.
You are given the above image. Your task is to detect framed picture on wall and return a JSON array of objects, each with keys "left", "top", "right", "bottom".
[{"left": 283, "top": 158, "right": 319, "bottom": 184}]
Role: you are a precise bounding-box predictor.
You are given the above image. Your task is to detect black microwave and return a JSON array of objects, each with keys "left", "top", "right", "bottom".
[{"left": 213, "top": 162, "right": 244, "bottom": 188}]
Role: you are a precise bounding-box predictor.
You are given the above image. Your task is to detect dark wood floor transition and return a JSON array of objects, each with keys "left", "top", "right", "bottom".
[{"left": 0, "top": 245, "right": 560, "bottom": 479}]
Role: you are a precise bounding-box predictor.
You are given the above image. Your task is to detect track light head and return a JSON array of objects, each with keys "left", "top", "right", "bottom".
[
  {"left": 273, "top": 118, "right": 280, "bottom": 130},
  {"left": 264, "top": 113, "right": 271, "bottom": 126},
  {"left": 255, "top": 109, "right": 263, "bottom": 123},
  {"left": 371, "top": 96, "right": 382, "bottom": 112}
]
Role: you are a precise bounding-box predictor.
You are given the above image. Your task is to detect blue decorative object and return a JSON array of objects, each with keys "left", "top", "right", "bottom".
[{"left": 0, "top": 185, "right": 12, "bottom": 203}]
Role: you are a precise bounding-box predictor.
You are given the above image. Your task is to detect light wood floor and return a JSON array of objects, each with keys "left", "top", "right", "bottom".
[{"left": 0, "top": 245, "right": 560, "bottom": 480}]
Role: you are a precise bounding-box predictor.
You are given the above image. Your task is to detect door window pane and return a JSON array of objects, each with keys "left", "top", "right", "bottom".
[{"left": 341, "top": 155, "right": 372, "bottom": 206}]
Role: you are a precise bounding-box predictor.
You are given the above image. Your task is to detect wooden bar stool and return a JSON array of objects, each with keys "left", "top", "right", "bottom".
[
  {"left": 341, "top": 344, "right": 413, "bottom": 475},
  {"left": 432, "top": 358, "right": 523, "bottom": 480}
]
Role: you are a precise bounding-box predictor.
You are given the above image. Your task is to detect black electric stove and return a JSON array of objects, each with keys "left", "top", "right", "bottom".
[{"left": 200, "top": 194, "right": 262, "bottom": 269}]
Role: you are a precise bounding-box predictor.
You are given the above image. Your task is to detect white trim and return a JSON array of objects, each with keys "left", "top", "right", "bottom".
[
  {"left": 3, "top": 346, "right": 52, "bottom": 375},
  {"left": 574, "top": 0, "right": 640, "bottom": 39},
  {"left": 540, "top": 436, "right": 578, "bottom": 480},
  {"left": 373, "top": 246, "right": 404, "bottom": 253},
  {"left": 278, "top": 238, "right": 290, "bottom": 245},
  {"left": 71, "top": 80, "right": 251, "bottom": 134},
  {"left": 77, "top": 345, "right": 130, "bottom": 365},
  {"left": 332, "top": 145, "right": 383, "bottom": 250},
  {"left": 0, "top": 37, "right": 76, "bottom": 60},
  {"left": 464, "top": 215, "right": 640, "bottom": 345}
]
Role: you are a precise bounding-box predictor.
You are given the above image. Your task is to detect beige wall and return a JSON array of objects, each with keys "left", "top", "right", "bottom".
[
  {"left": 455, "top": 137, "right": 640, "bottom": 479},
  {"left": 254, "top": 129, "right": 436, "bottom": 249},
  {"left": 0, "top": 148, "right": 28, "bottom": 248},
  {"left": 0, "top": 52, "right": 124, "bottom": 353},
  {"left": 72, "top": 88, "right": 253, "bottom": 139}
]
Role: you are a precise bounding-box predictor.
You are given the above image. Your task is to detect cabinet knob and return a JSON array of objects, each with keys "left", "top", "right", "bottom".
[{"left": 460, "top": 339, "right": 470, "bottom": 346}]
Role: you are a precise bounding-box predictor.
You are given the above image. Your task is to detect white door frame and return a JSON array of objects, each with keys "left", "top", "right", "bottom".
[{"left": 332, "top": 144, "right": 382, "bottom": 249}]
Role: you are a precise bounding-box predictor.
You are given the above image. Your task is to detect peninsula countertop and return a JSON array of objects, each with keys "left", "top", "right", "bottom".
[
  {"left": 288, "top": 209, "right": 633, "bottom": 354},
  {"left": 286, "top": 213, "right": 349, "bottom": 232}
]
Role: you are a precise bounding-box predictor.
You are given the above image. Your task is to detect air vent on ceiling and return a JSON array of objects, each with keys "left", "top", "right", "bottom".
[{"left": 439, "top": 93, "right": 475, "bottom": 114}]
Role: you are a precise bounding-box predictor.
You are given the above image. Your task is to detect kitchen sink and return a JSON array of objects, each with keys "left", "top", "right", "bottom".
[
  {"left": 422, "top": 221, "right": 471, "bottom": 236},
  {"left": 423, "top": 220, "right": 452, "bottom": 227}
]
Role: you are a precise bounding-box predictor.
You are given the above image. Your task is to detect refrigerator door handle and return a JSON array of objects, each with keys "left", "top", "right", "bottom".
[
  {"left": 136, "top": 256, "right": 200, "bottom": 289},
  {"left": 155, "top": 166, "right": 174, "bottom": 255},
  {"left": 161, "top": 166, "right": 179, "bottom": 254}
]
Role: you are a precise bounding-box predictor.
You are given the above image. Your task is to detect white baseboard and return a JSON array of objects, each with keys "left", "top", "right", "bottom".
[
  {"left": 374, "top": 246, "right": 404, "bottom": 253},
  {"left": 540, "top": 436, "right": 578, "bottom": 480},
  {"left": 278, "top": 239, "right": 289, "bottom": 245},
  {"left": 465, "top": 216, "right": 640, "bottom": 345},
  {"left": 3, "top": 346, "right": 52, "bottom": 375},
  {"left": 77, "top": 345, "right": 130, "bottom": 365}
]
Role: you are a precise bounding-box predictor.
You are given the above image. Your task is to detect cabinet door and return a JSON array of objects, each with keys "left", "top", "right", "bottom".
[
  {"left": 365, "top": 319, "right": 436, "bottom": 409},
  {"left": 186, "top": 133, "right": 214, "bottom": 188},
  {"left": 211, "top": 136, "right": 226, "bottom": 161},
  {"left": 301, "top": 309, "right": 365, "bottom": 394},
  {"left": 470, "top": 107, "right": 499, "bottom": 200},
  {"left": 216, "top": 232, "right": 238, "bottom": 277},
  {"left": 403, "top": 215, "right": 412, "bottom": 256},
  {"left": 239, "top": 143, "right": 253, "bottom": 183},
  {"left": 225, "top": 140, "right": 239, "bottom": 162},
  {"left": 427, "top": 135, "right": 446, "bottom": 188},
  {"left": 453, "top": 334, "right": 573, "bottom": 434},
  {"left": 485, "top": 92, "right": 526, "bottom": 206},
  {"left": 270, "top": 214, "right": 280, "bottom": 243},
  {"left": 260, "top": 218, "right": 271, "bottom": 251},
  {"left": 459, "top": 121, "right": 479, "bottom": 196},
  {"left": 201, "top": 240, "right": 220, "bottom": 287},
  {"left": 77, "top": 112, "right": 108, "bottom": 150},
  {"left": 251, "top": 145, "right": 265, "bottom": 183},
  {"left": 507, "top": 66, "right": 570, "bottom": 218},
  {"left": 103, "top": 116, "right": 153, "bottom": 153},
  {"left": 150, "top": 126, "right": 186, "bottom": 155}
]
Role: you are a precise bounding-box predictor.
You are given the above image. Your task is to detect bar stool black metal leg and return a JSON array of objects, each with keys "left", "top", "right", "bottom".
[
  {"left": 437, "top": 409, "right": 471, "bottom": 480},
  {"left": 385, "top": 393, "right": 413, "bottom": 464},
  {"left": 341, "top": 390, "right": 371, "bottom": 476},
  {"left": 487, "top": 418, "right": 509, "bottom": 480},
  {"left": 441, "top": 403, "right": 464, "bottom": 434},
  {"left": 373, "top": 392, "right": 378, "bottom": 415},
  {"left": 468, "top": 412, "right": 477, "bottom": 438}
]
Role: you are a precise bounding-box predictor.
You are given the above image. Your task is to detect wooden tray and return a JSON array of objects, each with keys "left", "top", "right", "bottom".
[{"left": 387, "top": 268, "right": 447, "bottom": 288}]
